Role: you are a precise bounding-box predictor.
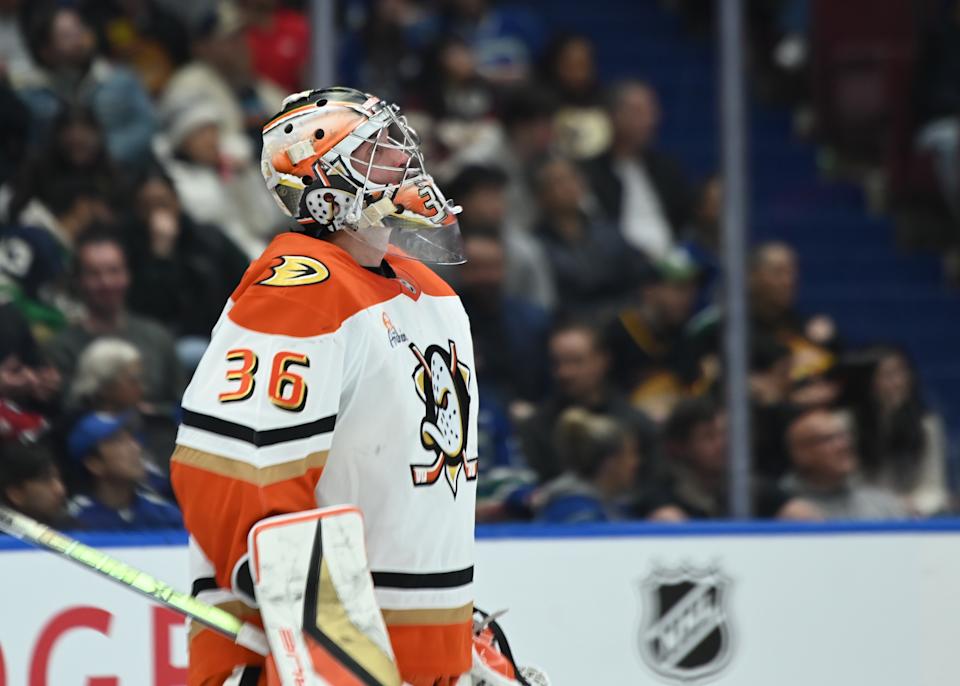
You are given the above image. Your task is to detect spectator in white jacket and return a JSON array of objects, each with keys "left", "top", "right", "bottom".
[
  {"left": 158, "top": 1, "right": 284, "bottom": 160},
  {"left": 153, "top": 101, "right": 285, "bottom": 259}
]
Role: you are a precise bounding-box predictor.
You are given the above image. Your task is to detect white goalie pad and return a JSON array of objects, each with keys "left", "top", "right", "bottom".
[{"left": 248, "top": 506, "right": 403, "bottom": 686}]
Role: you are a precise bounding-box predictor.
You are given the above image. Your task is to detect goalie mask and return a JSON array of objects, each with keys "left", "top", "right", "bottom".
[{"left": 261, "top": 87, "right": 465, "bottom": 264}]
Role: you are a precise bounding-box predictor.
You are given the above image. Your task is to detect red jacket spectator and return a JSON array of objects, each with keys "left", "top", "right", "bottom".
[{"left": 244, "top": 2, "right": 309, "bottom": 93}]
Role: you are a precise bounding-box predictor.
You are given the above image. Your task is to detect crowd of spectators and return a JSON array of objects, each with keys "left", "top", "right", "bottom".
[{"left": 0, "top": 0, "right": 954, "bottom": 530}]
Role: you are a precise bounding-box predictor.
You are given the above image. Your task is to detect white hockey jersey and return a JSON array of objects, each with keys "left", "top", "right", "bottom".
[{"left": 170, "top": 232, "right": 478, "bottom": 685}]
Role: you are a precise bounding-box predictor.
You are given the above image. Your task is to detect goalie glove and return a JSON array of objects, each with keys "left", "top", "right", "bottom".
[{"left": 471, "top": 609, "right": 551, "bottom": 686}]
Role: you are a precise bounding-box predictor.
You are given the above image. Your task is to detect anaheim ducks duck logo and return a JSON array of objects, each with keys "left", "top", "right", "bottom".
[
  {"left": 258, "top": 255, "right": 330, "bottom": 287},
  {"left": 409, "top": 340, "right": 477, "bottom": 497}
]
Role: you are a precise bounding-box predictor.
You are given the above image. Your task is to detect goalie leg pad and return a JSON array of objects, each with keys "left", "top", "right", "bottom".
[{"left": 249, "top": 506, "right": 403, "bottom": 686}]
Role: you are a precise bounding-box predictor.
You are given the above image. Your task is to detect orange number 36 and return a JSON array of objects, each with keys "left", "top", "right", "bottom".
[
  {"left": 218, "top": 349, "right": 310, "bottom": 412},
  {"left": 218, "top": 349, "right": 258, "bottom": 403},
  {"left": 269, "top": 352, "right": 310, "bottom": 412}
]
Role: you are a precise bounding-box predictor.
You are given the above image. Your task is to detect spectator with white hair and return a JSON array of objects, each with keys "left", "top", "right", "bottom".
[
  {"left": 68, "top": 337, "right": 143, "bottom": 413},
  {"left": 67, "top": 337, "right": 176, "bottom": 477}
]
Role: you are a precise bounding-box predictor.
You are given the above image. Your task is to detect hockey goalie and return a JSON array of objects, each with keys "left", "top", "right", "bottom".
[{"left": 170, "top": 88, "right": 543, "bottom": 686}]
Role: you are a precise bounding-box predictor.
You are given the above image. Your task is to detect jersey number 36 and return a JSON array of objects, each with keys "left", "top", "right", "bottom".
[{"left": 217, "top": 349, "right": 311, "bottom": 413}]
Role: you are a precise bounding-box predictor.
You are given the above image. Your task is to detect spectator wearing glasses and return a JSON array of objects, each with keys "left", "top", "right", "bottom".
[
  {"left": 781, "top": 409, "right": 906, "bottom": 520},
  {"left": 645, "top": 397, "right": 821, "bottom": 521}
]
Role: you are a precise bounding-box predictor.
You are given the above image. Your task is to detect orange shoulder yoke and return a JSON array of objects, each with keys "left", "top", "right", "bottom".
[{"left": 228, "top": 233, "right": 458, "bottom": 338}]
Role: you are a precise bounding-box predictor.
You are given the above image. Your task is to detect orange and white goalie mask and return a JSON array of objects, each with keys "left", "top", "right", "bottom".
[{"left": 261, "top": 87, "right": 465, "bottom": 264}]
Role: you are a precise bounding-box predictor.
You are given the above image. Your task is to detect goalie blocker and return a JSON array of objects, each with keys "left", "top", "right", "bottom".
[{"left": 248, "top": 507, "right": 548, "bottom": 686}]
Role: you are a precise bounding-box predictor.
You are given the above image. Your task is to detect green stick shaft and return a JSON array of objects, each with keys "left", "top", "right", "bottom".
[{"left": 0, "top": 505, "right": 268, "bottom": 655}]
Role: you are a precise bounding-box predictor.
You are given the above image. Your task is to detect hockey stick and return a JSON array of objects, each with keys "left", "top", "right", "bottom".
[{"left": 0, "top": 505, "right": 269, "bottom": 656}]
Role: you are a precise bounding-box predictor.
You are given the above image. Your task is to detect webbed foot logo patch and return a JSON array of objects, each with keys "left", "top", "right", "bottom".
[
  {"left": 409, "top": 340, "right": 477, "bottom": 497},
  {"left": 257, "top": 255, "right": 330, "bottom": 287}
]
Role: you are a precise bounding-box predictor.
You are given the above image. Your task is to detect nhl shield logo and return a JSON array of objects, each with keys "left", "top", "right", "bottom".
[{"left": 639, "top": 566, "right": 733, "bottom": 684}]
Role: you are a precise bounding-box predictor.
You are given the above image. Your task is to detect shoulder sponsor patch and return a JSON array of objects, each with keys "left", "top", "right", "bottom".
[{"left": 258, "top": 255, "right": 330, "bottom": 287}]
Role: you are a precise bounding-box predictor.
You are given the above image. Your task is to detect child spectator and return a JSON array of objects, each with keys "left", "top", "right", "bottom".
[
  {"left": 66, "top": 412, "right": 181, "bottom": 530},
  {"left": 534, "top": 408, "right": 641, "bottom": 523},
  {"left": 0, "top": 439, "right": 71, "bottom": 528}
]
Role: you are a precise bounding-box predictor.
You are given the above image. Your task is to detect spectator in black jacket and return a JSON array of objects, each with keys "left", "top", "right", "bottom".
[
  {"left": 605, "top": 246, "right": 702, "bottom": 422},
  {"left": 457, "top": 233, "right": 550, "bottom": 406},
  {"left": 0, "top": 439, "right": 72, "bottom": 528},
  {"left": 583, "top": 79, "right": 694, "bottom": 260},
  {"left": 122, "top": 167, "right": 249, "bottom": 367},
  {"left": 688, "top": 241, "right": 840, "bottom": 392},
  {"left": 0, "top": 77, "right": 30, "bottom": 186},
  {"left": 520, "top": 318, "right": 659, "bottom": 484},
  {"left": 915, "top": 0, "right": 960, "bottom": 219},
  {"left": 532, "top": 156, "right": 647, "bottom": 314}
]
